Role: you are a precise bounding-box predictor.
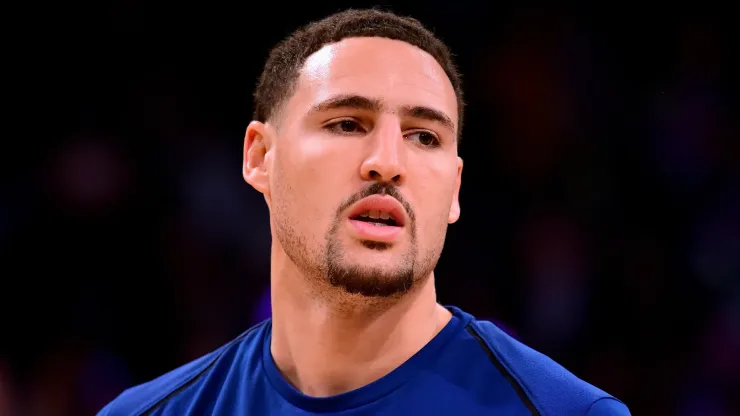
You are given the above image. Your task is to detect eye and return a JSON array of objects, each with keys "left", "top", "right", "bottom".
[
  {"left": 406, "top": 131, "right": 440, "bottom": 148},
  {"left": 325, "top": 119, "right": 365, "bottom": 134}
]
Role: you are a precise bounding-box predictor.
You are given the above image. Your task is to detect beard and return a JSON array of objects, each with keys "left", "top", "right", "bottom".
[
  {"left": 274, "top": 182, "right": 438, "bottom": 299},
  {"left": 324, "top": 219, "right": 416, "bottom": 298}
]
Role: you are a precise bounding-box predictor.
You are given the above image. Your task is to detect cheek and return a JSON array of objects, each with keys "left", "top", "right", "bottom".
[
  {"left": 284, "top": 137, "right": 352, "bottom": 182},
  {"left": 413, "top": 162, "right": 458, "bottom": 237},
  {"left": 273, "top": 141, "right": 354, "bottom": 228}
]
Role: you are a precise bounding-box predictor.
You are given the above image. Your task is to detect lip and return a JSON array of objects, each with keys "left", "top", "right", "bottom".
[
  {"left": 348, "top": 219, "right": 404, "bottom": 243},
  {"left": 347, "top": 195, "right": 407, "bottom": 227},
  {"left": 346, "top": 195, "right": 407, "bottom": 243}
]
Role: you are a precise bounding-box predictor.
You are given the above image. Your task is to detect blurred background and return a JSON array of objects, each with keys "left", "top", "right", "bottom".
[{"left": 2, "top": 1, "right": 739, "bottom": 415}]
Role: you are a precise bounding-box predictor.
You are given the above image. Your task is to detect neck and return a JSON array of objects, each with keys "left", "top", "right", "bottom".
[{"left": 269, "top": 247, "right": 451, "bottom": 397}]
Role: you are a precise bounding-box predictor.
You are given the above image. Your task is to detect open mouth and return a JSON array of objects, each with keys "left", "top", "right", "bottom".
[{"left": 350, "top": 210, "right": 399, "bottom": 227}]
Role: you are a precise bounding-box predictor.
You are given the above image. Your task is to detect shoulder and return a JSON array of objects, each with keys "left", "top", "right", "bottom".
[
  {"left": 96, "top": 321, "right": 269, "bottom": 416},
  {"left": 467, "top": 318, "right": 630, "bottom": 416},
  {"left": 584, "top": 397, "right": 632, "bottom": 415}
]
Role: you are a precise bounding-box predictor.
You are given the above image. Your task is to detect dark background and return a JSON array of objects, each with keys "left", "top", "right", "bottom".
[{"left": 2, "top": 1, "right": 739, "bottom": 415}]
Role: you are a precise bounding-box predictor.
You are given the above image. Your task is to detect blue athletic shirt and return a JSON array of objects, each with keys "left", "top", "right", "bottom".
[{"left": 98, "top": 306, "right": 630, "bottom": 415}]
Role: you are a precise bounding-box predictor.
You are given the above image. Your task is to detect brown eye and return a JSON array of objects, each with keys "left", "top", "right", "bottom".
[
  {"left": 343, "top": 120, "right": 362, "bottom": 132},
  {"left": 407, "top": 131, "right": 440, "bottom": 148},
  {"left": 326, "top": 120, "right": 364, "bottom": 134}
]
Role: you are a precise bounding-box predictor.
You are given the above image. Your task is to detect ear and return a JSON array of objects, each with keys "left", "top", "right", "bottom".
[
  {"left": 448, "top": 157, "right": 463, "bottom": 224},
  {"left": 243, "top": 120, "right": 271, "bottom": 196}
]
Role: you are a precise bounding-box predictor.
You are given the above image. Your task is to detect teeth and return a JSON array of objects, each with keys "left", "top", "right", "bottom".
[{"left": 356, "top": 210, "right": 393, "bottom": 223}]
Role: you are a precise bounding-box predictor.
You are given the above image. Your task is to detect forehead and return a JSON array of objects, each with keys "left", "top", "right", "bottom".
[{"left": 287, "top": 37, "right": 457, "bottom": 126}]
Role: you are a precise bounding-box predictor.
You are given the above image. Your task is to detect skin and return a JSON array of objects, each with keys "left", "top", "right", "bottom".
[{"left": 243, "top": 36, "right": 463, "bottom": 397}]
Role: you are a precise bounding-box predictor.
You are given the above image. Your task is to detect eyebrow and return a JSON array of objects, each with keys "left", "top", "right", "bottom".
[{"left": 307, "top": 94, "right": 456, "bottom": 135}]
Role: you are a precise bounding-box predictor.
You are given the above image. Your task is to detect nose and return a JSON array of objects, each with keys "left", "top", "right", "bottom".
[{"left": 359, "top": 121, "right": 406, "bottom": 185}]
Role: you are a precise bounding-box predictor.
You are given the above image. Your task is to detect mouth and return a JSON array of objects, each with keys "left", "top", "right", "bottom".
[
  {"left": 350, "top": 210, "right": 399, "bottom": 227},
  {"left": 346, "top": 195, "right": 407, "bottom": 243}
]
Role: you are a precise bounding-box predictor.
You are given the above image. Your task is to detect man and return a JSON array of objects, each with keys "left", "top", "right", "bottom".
[{"left": 99, "top": 8, "right": 630, "bottom": 415}]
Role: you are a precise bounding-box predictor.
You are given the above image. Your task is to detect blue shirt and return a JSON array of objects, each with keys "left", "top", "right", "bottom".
[{"left": 98, "top": 306, "right": 630, "bottom": 415}]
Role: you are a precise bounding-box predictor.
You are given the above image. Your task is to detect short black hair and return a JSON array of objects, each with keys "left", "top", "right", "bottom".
[{"left": 252, "top": 8, "right": 465, "bottom": 138}]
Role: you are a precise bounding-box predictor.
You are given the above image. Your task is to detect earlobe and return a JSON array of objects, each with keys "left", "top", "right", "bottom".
[
  {"left": 243, "top": 121, "right": 271, "bottom": 195},
  {"left": 448, "top": 157, "right": 463, "bottom": 224}
]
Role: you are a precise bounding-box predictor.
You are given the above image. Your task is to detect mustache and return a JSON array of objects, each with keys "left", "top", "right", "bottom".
[{"left": 337, "top": 182, "right": 415, "bottom": 225}]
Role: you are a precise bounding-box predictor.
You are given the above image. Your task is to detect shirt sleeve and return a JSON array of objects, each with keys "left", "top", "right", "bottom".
[{"left": 584, "top": 397, "right": 631, "bottom": 416}]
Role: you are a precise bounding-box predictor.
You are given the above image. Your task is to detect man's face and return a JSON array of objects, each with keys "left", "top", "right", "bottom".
[{"left": 251, "top": 37, "right": 462, "bottom": 298}]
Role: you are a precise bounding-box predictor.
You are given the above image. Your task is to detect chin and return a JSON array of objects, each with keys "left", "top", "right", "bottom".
[
  {"left": 347, "top": 242, "right": 408, "bottom": 265},
  {"left": 359, "top": 240, "right": 394, "bottom": 251},
  {"left": 326, "top": 264, "right": 416, "bottom": 299}
]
